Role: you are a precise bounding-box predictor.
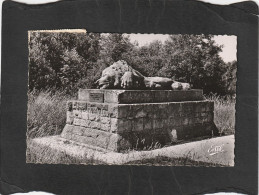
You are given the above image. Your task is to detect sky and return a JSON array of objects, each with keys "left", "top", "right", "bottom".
[{"left": 128, "top": 34, "right": 237, "bottom": 63}]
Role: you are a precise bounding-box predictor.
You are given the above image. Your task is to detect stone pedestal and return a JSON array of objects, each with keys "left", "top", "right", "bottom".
[{"left": 61, "top": 89, "right": 218, "bottom": 152}]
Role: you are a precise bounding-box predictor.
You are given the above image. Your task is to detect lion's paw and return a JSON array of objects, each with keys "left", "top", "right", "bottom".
[
  {"left": 171, "top": 82, "right": 191, "bottom": 90},
  {"left": 121, "top": 71, "right": 134, "bottom": 89}
]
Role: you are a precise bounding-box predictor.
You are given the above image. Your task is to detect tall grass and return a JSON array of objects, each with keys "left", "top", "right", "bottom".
[
  {"left": 205, "top": 94, "right": 235, "bottom": 135},
  {"left": 27, "top": 90, "right": 74, "bottom": 138}
]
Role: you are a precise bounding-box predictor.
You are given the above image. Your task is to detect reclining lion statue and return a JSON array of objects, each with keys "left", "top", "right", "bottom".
[{"left": 96, "top": 60, "right": 191, "bottom": 90}]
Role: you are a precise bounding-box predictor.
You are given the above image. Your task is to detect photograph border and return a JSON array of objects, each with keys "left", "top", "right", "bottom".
[{"left": 1, "top": 0, "right": 258, "bottom": 194}]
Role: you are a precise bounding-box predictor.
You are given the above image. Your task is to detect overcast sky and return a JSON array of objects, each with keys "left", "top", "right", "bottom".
[{"left": 128, "top": 34, "right": 237, "bottom": 63}]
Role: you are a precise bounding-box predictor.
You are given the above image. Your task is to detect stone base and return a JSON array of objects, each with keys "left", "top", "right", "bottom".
[
  {"left": 63, "top": 97, "right": 218, "bottom": 152},
  {"left": 60, "top": 89, "right": 218, "bottom": 152}
]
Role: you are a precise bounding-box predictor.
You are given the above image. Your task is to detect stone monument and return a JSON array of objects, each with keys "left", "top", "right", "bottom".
[{"left": 61, "top": 61, "right": 218, "bottom": 152}]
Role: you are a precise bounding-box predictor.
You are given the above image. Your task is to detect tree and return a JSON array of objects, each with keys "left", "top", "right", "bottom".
[
  {"left": 99, "top": 34, "right": 134, "bottom": 65},
  {"left": 222, "top": 61, "right": 237, "bottom": 95},
  {"left": 129, "top": 40, "right": 165, "bottom": 77},
  {"left": 28, "top": 32, "right": 101, "bottom": 93},
  {"left": 157, "top": 35, "right": 226, "bottom": 94}
]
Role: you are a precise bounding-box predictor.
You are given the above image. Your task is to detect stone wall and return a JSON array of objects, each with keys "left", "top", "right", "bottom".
[{"left": 61, "top": 100, "right": 216, "bottom": 151}]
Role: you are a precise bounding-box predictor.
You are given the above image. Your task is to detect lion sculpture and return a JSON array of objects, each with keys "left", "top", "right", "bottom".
[{"left": 96, "top": 60, "right": 191, "bottom": 90}]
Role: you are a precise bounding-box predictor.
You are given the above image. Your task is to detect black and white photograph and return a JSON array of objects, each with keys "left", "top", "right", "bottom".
[{"left": 26, "top": 30, "right": 236, "bottom": 166}]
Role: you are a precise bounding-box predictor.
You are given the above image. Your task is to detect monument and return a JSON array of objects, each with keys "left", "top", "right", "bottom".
[{"left": 60, "top": 61, "right": 218, "bottom": 152}]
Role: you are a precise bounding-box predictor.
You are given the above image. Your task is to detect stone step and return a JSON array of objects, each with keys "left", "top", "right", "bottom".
[
  {"left": 61, "top": 125, "right": 120, "bottom": 151},
  {"left": 78, "top": 89, "right": 204, "bottom": 104}
]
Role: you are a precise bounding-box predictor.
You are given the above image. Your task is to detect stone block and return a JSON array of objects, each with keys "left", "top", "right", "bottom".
[
  {"left": 200, "top": 102, "right": 208, "bottom": 112},
  {"left": 108, "top": 104, "right": 119, "bottom": 118},
  {"left": 168, "top": 117, "right": 182, "bottom": 127},
  {"left": 88, "top": 121, "right": 101, "bottom": 129},
  {"left": 61, "top": 125, "right": 120, "bottom": 150},
  {"left": 128, "top": 104, "right": 147, "bottom": 118},
  {"left": 176, "top": 123, "right": 214, "bottom": 140},
  {"left": 117, "top": 137, "right": 132, "bottom": 151},
  {"left": 200, "top": 112, "right": 207, "bottom": 117},
  {"left": 119, "top": 90, "right": 154, "bottom": 104},
  {"left": 100, "top": 117, "right": 111, "bottom": 124},
  {"left": 207, "top": 112, "right": 214, "bottom": 122},
  {"left": 88, "top": 113, "right": 97, "bottom": 121},
  {"left": 143, "top": 104, "right": 154, "bottom": 118},
  {"left": 153, "top": 103, "right": 169, "bottom": 118},
  {"left": 168, "top": 118, "right": 176, "bottom": 127},
  {"left": 61, "top": 124, "right": 74, "bottom": 135},
  {"left": 106, "top": 134, "right": 120, "bottom": 151},
  {"left": 71, "top": 126, "right": 84, "bottom": 136},
  {"left": 81, "top": 111, "right": 89, "bottom": 120},
  {"left": 117, "top": 105, "right": 131, "bottom": 118},
  {"left": 78, "top": 89, "right": 204, "bottom": 104},
  {"left": 194, "top": 112, "right": 200, "bottom": 117},
  {"left": 80, "top": 119, "right": 88, "bottom": 127},
  {"left": 154, "top": 90, "right": 168, "bottom": 102},
  {"left": 206, "top": 101, "right": 214, "bottom": 112},
  {"left": 73, "top": 118, "right": 81, "bottom": 126},
  {"left": 162, "top": 118, "right": 169, "bottom": 128},
  {"left": 182, "top": 117, "right": 189, "bottom": 126},
  {"left": 66, "top": 111, "right": 74, "bottom": 124},
  {"left": 101, "top": 123, "right": 110, "bottom": 132},
  {"left": 73, "top": 110, "right": 81, "bottom": 118},
  {"left": 110, "top": 118, "right": 117, "bottom": 132},
  {"left": 188, "top": 118, "right": 194, "bottom": 125},
  {"left": 167, "top": 103, "right": 182, "bottom": 115},
  {"left": 193, "top": 117, "right": 202, "bottom": 124},
  {"left": 193, "top": 102, "right": 206, "bottom": 113},
  {"left": 111, "top": 118, "right": 132, "bottom": 133},
  {"left": 153, "top": 119, "right": 164, "bottom": 129},
  {"left": 143, "top": 117, "right": 153, "bottom": 130},
  {"left": 182, "top": 103, "right": 194, "bottom": 113},
  {"left": 132, "top": 118, "right": 144, "bottom": 131}
]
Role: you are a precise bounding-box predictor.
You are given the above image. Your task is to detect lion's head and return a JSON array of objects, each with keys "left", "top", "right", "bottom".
[{"left": 96, "top": 60, "right": 133, "bottom": 89}]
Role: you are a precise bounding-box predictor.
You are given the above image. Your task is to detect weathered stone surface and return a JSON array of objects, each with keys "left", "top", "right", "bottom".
[
  {"left": 66, "top": 100, "right": 216, "bottom": 133},
  {"left": 61, "top": 89, "right": 218, "bottom": 152},
  {"left": 143, "top": 117, "right": 153, "bottom": 130},
  {"left": 132, "top": 118, "right": 144, "bottom": 132},
  {"left": 111, "top": 118, "right": 132, "bottom": 133},
  {"left": 66, "top": 111, "right": 74, "bottom": 124},
  {"left": 79, "top": 89, "right": 204, "bottom": 104}
]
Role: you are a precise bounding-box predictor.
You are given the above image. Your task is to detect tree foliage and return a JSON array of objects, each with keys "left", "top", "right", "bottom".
[
  {"left": 29, "top": 32, "right": 236, "bottom": 95},
  {"left": 29, "top": 32, "right": 100, "bottom": 93}
]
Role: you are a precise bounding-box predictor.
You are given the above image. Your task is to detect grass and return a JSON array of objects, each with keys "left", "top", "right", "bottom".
[
  {"left": 27, "top": 90, "right": 74, "bottom": 138},
  {"left": 205, "top": 94, "right": 235, "bottom": 135},
  {"left": 26, "top": 138, "right": 105, "bottom": 165}
]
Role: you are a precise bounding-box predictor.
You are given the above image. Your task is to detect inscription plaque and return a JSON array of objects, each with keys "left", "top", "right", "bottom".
[{"left": 89, "top": 93, "right": 104, "bottom": 103}]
